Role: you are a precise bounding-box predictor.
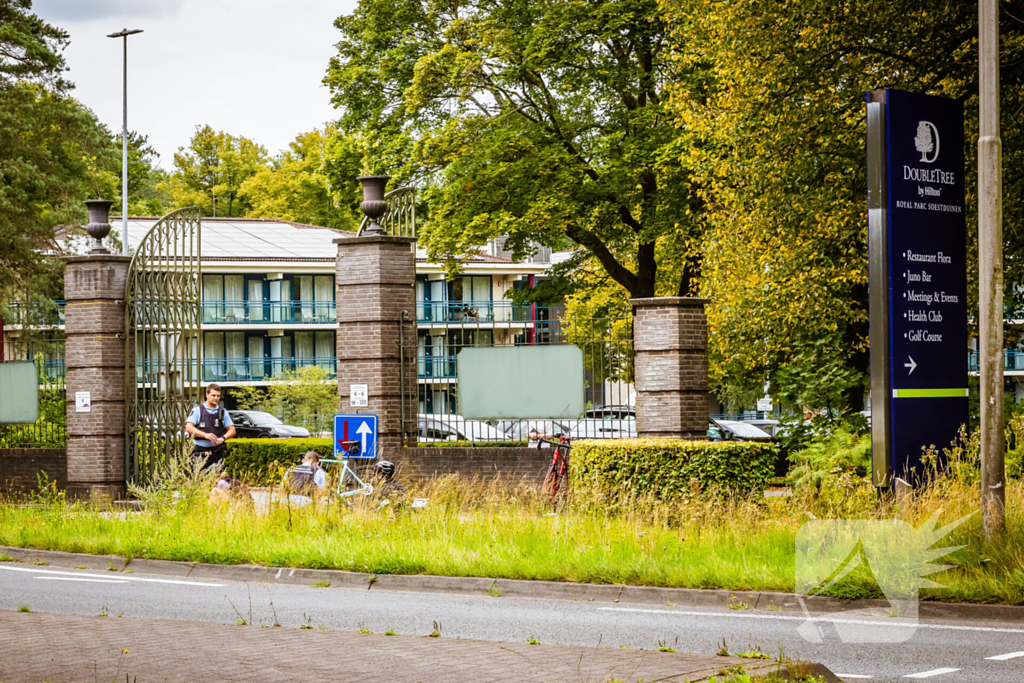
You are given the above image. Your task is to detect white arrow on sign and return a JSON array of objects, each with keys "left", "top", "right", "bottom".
[
  {"left": 904, "top": 356, "right": 917, "bottom": 375},
  {"left": 356, "top": 421, "right": 373, "bottom": 455}
]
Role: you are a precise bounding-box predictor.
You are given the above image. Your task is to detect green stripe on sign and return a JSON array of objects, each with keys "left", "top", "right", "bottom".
[{"left": 892, "top": 388, "right": 969, "bottom": 398}]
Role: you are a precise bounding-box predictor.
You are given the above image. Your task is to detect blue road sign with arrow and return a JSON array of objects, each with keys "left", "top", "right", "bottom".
[{"left": 333, "top": 414, "right": 378, "bottom": 459}]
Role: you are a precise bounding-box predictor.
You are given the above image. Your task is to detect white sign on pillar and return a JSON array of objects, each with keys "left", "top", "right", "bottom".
[{"left": 350, "top": 384, "right": 368, "bottom": 407}]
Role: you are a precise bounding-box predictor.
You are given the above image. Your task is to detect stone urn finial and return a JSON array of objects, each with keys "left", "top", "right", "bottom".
[
  {"left": 358, "top": 175, "right": 391, "bottom": 236},
  {"left": 84, "top": 199, "right": 114, "bottom": 254}
]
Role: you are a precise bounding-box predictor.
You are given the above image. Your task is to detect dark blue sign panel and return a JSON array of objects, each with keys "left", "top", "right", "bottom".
[{"left": 884, "top": 90, "right": 968, "bottom": 480}]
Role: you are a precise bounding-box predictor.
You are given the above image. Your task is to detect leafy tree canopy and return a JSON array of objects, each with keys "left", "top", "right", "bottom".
[
  {"left": 663, "top": 0, "right": 1024, "bottom": 412},
  {"left": 0, "top": 0, "right": 112, "bottom": 313},
  {"left": 239, "top": 128, "right": 360, "bottom": 231},
  {"left": 325, "top": 0, "right": 706, "bottom": 298},
  {"left": 172, "top": 124, "right": 268, "bottom": 217}
]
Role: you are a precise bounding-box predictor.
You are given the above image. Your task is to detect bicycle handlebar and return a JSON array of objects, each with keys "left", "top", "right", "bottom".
[{"left": 535, "top": 437, "right": 572, "bottom": 451}]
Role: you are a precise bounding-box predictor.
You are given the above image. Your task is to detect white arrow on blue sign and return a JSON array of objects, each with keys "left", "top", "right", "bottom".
[{"left": 333, "top": 414, "right": 378, "bottom": 459}]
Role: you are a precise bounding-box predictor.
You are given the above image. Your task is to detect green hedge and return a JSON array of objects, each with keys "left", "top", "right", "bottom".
[
  {"left": 225, "top": 438, "right": 337, "bottom": 483},
  {"left": 414, "top": 441, "right": 528, "bottom": 448},
  {"left": 571, "top": 438, "right": 778, "bottom": 498}
]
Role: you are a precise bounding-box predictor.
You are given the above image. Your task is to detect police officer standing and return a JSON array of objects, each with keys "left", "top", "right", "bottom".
[{"left": 185, "top": 384, "right": 236, "bottom": 466}]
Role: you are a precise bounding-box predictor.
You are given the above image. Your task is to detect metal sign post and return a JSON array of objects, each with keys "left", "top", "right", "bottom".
[{"left": 867, "top": 89, "right": 969, "bottom": 486}]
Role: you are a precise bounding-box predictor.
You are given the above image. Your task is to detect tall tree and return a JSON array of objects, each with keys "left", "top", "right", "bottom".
[
  {"left": 0, "top": 0, "right": 112, "bottom": 311},
  {"left": 240, "top": 129, "right": 360, "bottom": 230},
  {"left": 662, "top": 0, "right": 1024, "bottom": 413},
  {"left": 172, "top": 125, "right": 268, "bottom": 217},
  {"left": 324, "top": 0, "right": 704, "bottom": 297}
]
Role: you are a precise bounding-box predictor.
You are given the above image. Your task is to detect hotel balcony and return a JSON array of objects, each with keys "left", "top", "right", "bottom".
[
  {"left": 202, "top": 301, "right": 336, "bottom": 325},
  {"left": 968, "top": 350, "right": 1024, "bottom": 375},
  {"left": 415, "top": 301, "right": 533, "bottom": 326}
]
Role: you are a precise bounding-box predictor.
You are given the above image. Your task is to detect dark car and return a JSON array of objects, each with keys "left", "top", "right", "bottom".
[{"left": 228, "top": 410, "right": 310, "bottom": 439}]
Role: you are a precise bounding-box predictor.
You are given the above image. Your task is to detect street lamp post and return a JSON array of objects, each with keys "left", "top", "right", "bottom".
[
  {"left": 106, "top": 28, "right": 143, "bottom": 256},
  {"left": 978, "top": 0, "right": 1004, "bottom": 541}
]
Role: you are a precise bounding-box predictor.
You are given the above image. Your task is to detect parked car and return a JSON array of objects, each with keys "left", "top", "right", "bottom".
[
  {"left": 228, "top": 410, "right": 311, "bottom": 439},
  {"left": 502, "top": 419, "right": 572, "bottom": 444},
  {"left": 707, "top": 418, "right": 772, "bottom": 442},
  {"left": 742, "top": 419, "right": 781, "bottom": 437},
  {"left": 566, "top": 417, "right": 637, "bottom": 439},
  {"left": 583, "top": 405, "right": 635, "bottom": 420},
  {"left": 417, "top": 414, "right": 505, "bottom": 443}
]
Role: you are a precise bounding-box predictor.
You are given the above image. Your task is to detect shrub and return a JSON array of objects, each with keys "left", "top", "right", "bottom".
[
  {"left": 226, "top": 438, "right": 338, "bottom": 484},
  {"left": 571, "top": 438, "right": 777, "bottom": 498},
  {"left": 414, "top": 441, "right": 528, "bottom": 448},
  {"left": 787, "top": 427, "right": 870, "bottom": 491}
]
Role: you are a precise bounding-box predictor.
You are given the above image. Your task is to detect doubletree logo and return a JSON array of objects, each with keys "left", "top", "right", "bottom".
[{"left": 915, "top": 120, "right": 940, "bottom": 163}]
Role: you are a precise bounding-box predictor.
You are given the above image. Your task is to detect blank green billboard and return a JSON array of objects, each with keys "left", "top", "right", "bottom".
[
  {"left": 457, "top": 346, "right": 584, "bottom": 419},
  {"left": 0, "top": 362, "right": 39, "bottom": 424}
]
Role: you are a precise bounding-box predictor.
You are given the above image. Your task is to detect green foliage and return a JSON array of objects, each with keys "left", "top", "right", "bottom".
[
  {"left": 0, "top": 2, "right": 113, "bottom": 305},
  {"left": 225, "top": 438, "right": 335, "bottom": 483},
  {"left": 240, "top": 128, "right": 359, "bottom": 231},
  {"left": 662, "top": 0, "right": 1024, "bottom": 411},
  {"left": 172, "top": 124, "right": 269, "bottom": 217},
  {"left": 571, "top": 438, "right": 777, "bottom": 498},
  {"left": 325, "top": 0, "right": 704, "bottom": 298},
  {"left": 264, "top": 365, "right": 338, "bottom": 437},
  {"left": 414, "top": 441, "right": 527, "bottom": 449},
  {"left": 787, "top": 427, "right": 871, "bottom": 491},
  {"left": 226, "top": 366, "right": 337, "bottom": 435}
]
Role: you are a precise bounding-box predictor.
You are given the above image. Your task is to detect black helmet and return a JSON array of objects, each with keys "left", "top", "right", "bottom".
[{"left": 375, "top": 460, "right": 396, "bottom": 478}]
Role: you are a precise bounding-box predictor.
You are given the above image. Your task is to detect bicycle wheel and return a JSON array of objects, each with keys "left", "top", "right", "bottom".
[{"left": 335, "top": 462, "right": 375, "bottom": 498}]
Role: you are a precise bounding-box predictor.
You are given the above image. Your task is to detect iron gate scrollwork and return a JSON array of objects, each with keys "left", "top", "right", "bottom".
[{"left": 125, "top": 208, "right": 202, "bottom": 484}]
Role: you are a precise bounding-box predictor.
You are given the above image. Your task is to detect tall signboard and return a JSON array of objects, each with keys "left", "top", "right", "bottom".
[{"left": 867, "top": 89, "right": 968, "bottom": 486}]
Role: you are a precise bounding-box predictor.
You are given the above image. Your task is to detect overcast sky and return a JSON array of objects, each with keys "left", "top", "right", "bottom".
[{"left": 33, "top": 0, "right": 359, "bottom": 167}]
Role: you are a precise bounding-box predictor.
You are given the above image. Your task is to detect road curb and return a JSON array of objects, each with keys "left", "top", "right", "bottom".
[{"left": 3, "top": 544, "right": 1022, "bottom": 625}]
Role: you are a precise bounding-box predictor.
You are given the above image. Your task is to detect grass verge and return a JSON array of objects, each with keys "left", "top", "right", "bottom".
[{"left": 1, "top": 462, "right": 1022, "bottom": 605}]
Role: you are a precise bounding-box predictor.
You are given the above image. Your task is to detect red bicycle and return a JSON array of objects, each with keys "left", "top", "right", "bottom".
[{"left": 538, "top": 437, "right": 572, "bottom": 498}]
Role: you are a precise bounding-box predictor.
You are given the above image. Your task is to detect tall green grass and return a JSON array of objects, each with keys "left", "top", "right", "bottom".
[{"left": 1, "top": 452, "right": 1022, "bottom": 604}]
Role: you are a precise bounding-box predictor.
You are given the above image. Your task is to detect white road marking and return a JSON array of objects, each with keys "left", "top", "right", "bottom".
[
  {"left": 599, "top": 607, "right": 1024, "bottom": 634},
  {"left": 34, "top": 576, "right": 128, "bottom": 584},
  {"left": 902, "top": 668, "right": 961, "bottom": 679},
  {"left": 0, "top": 564, "right": 225, "bottom": 587},
  {"left": 986, "top": 651, "right": 1024, "bottom": 661}
]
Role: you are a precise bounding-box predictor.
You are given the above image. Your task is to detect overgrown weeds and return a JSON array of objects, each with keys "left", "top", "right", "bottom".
[{"left": 1, "top": 444, "right": 1022, "bottom": 604}]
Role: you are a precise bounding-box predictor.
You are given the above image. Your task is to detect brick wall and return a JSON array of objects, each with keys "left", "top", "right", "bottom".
[
  {"left": 631, "top": 297, "right": 710, "bottom": 440},
  {"left": 391, "top": 447, "right": 551, "bottom": 484},
  {"left": 0, "top": 449, "right": 68, "bottom": 491},
  {"left": 64, "top": 255, "right": 131, "bottom": 500},
  {"left": 334, "top": 235, "right": 418, "bottom": 455}
]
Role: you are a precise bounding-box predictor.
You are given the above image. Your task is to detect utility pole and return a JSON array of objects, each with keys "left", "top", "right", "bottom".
[
  {"left": 106, "top": 28, "right": 143, "bottom": 255},
  {"left": 978, "top": 0, "right": 1005, "bottom": 541}
]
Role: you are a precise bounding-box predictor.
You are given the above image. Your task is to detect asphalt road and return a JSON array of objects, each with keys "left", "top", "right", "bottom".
[{"left": 1, "top": 563, "right": 1022, "bottom": 682}]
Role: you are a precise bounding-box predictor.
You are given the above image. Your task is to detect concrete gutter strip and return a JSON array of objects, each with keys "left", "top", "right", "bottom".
[{"left": 2, "top": 544, "right": 1021, "bottom": 625}]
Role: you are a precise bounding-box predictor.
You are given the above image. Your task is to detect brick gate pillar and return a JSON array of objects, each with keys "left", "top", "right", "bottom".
[
  {"left": 64, "top": 255, "right": 131, "bottom": 500},
  {"left": 334, "top": 235, "right": 418, "bottom": 456},
  {"left": 630, "top": 297, "right": 710, "bottom": 440}
]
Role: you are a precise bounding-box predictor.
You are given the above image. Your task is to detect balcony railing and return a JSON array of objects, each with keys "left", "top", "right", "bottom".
[
  {"left": 4, "top": 301, "right": 66, "bottom": 326},
  {"left": 418, "top": 355, "right": 456, "bottom": 379},
  {"left": 202, "top": 301, "right": 336, "bottom": 325},
  {"left": 416, "top": 301, "right": 532, "bottom": 324},
  {"left": 968, "top": 350, "right": 1024, "bottom": 372},
  {"left": 133, "top": 357, "right": 337, "bottom": 382}
]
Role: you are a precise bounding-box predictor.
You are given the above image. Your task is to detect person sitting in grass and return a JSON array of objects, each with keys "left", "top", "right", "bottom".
[{"left": 288, "top": 451, "right": 327, "bottom": 494}]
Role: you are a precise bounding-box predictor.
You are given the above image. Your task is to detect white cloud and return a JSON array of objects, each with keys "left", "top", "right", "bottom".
[
  {"left": 33, "top": 0, "right": 358, "bottom": 163},
  {"left": 34, "top": 0, "right": 185, "bottom": 21}
]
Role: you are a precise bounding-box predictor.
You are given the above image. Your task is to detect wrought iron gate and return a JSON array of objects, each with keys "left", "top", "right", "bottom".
[{"left": 125, "top": 208, "right": 202, "bottom": 484}]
